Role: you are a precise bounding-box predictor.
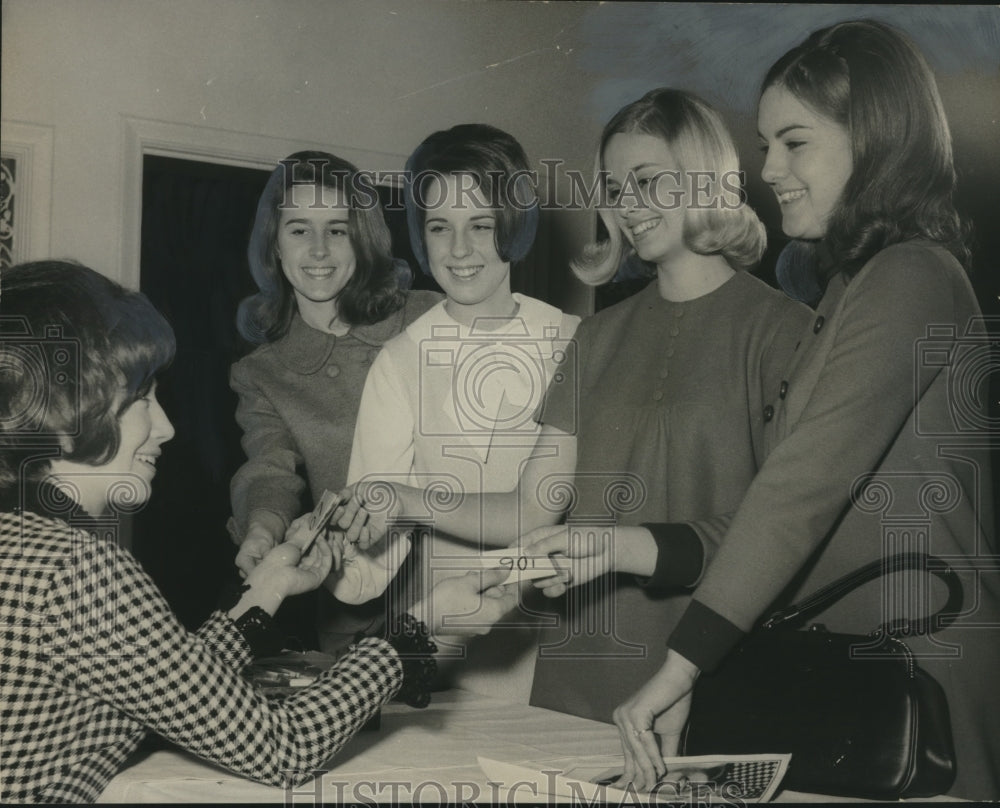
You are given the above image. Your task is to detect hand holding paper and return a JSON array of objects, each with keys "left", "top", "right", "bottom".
[
  {"left": 475, "top": 547, "right": 560, "bottom": 586},
  {"left": 285, "top": 489, "right": 343, "bottom": 557},
  {"left": 412, "top": 568, "right": 518, "bottom": 636},
  {"left": 519, "top": 523, "right": 616, "bottom": 596}
]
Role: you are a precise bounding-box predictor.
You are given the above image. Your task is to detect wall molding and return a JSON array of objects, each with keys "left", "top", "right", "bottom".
[
  {"left": 118, "top": 116, "right": 407, "bottom": 289},
  {"left": 1, "top": 120, "right": 55, "bottom": 264}
]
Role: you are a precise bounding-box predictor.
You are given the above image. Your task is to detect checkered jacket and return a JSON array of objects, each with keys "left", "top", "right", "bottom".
[{"left": 0, "top": 509, "right": 403, "bottom": 803}]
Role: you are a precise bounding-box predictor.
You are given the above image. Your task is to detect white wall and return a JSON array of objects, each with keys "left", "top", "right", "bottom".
[
  {"left": 4, "top": 1, "right": 997, "bottom": 315},
  {"left": 1, "top": 0, "right": 598, "bottom": 312}
]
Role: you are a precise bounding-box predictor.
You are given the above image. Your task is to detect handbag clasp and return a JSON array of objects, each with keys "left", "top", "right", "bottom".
[{"left": 761, "top": 607, "right": 800, "bottom": 629}]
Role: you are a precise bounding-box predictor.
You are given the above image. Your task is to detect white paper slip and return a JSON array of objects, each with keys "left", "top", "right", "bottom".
[
  {"left": 478, "top": 752, "right": 791, "bottom": 803},
  {"left": 476, "top": 548, "right": 560, "bottom": 585},
  {"left": 301, "top": 489, "right": 342, "bottom": 554}
]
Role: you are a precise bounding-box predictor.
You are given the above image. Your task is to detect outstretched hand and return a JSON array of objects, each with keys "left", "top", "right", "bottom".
[
  {"left": 324, "top": 482, "right": 404, "bottom": 550},
  {"left": 327, "top": 531, "right": 412, "bottom": 605},
  {"left": 235, "top": 523, "right": 278, "bottom": 578},
  {"left": 245, "top": 512, "right": 335, "bottom": 600},
  {"left": 520, "top": 523, "right": 614, "bottom": 597},
  {"left": 413, "top": 568, "right": 518, "bottom": 637}
]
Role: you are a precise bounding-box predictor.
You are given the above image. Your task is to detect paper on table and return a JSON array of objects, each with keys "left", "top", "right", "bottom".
[
  {"left": 478, "top": 753, "right": 791, "bottom": 803},
  {"left": 474, "top": 547, "right": 560, "bottom": 585}
]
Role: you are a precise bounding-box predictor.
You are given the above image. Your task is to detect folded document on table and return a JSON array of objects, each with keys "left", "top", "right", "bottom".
[{"left": 478, "top": 753, "right": 791, "bottom": 803}]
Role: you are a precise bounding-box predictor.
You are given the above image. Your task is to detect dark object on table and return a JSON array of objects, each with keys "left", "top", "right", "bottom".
[
  {"left": 684, "top": 553, "right": 960, "bottom": 799},
  {"left": 244, "top": 651, "right": 385, "bottom": 731},
  {"left": 244, "top": 652, "right": 332, "bottom": 689},
  {"left": 243, "top": 651, "right": 380, "bottom": 731}
]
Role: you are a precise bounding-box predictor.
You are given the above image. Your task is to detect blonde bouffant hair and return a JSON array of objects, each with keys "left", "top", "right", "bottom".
[{"left": 573, "top": 88, "right": 766, "bottom": 286}]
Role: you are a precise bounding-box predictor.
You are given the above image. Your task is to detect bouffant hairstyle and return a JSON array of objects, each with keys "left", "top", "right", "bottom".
[
  {"left": 237, "top": 151, "right": 404, "bottom": 344},
  {"left": 404, "top": 123, "right": 539, "bottom": 275},
  {"left": 573, "top": 88, "right": 766, "bottom": 286}
]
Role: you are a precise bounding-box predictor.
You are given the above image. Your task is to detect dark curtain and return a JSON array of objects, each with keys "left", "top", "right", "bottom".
[{"left": 137, "top": 156, "right": 268, "bottom": 630}]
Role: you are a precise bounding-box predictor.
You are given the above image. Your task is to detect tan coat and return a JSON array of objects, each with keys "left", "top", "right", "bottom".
[{"left": 228, "top": 291, "right": 442, "bottom": 649}]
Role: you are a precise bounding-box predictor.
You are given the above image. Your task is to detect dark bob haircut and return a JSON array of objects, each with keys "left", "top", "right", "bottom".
[
  {"left": 237, "top": 151, "right": 405, "bottom": 344},
  {"left": 763, "top": 19, "right": 969, "bottom": 274},
  {"left": 0, "top": 260, "right": 175, "bottom": 488},
  {"left": 404, "top": 123, "right": 539, "bottom": 275}
]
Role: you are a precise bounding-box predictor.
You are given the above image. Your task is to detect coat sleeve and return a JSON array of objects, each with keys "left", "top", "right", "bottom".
[
  {"left": 668, "top": 244, "right": 965, "bottom": 670},
  {"left": 43, "top": 536, "right": 401, "bottom": 787},
  {"left": 347, "top": 344, "right": 417, "bottom": 485},
  {"left": 229, "top": 356, "right": 306, "bottom": 541}
]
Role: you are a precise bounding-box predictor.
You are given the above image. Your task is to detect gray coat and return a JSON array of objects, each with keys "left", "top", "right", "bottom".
[
  {"left": 228, "top": 290, "right": 442, "bottom": 541},
  {"left": 675, "top": 241, "right": 999, "bottom": 799}
]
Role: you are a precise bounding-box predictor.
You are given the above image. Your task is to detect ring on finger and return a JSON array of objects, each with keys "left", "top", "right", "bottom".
[{"left": 633, "top": 728, "right": 652, "bottom": 738}]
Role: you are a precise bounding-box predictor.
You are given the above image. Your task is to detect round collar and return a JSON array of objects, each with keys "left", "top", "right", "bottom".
[{"left": 273, "top": 307, "right": 408, "bottom": 375}]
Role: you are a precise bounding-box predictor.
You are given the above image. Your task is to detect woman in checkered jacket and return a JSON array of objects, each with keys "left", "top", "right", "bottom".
[{"left": 0, "top": 260, "right": 515, "bottom": 803}]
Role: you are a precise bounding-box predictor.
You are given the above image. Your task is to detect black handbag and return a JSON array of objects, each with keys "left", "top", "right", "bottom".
[{"left": 682, "top": 553, "right": 961, "bottom": 799}]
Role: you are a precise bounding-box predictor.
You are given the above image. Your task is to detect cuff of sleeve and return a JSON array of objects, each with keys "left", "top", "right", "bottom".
[
  {"left": 226, "top": 516, "right": 242, "bottom": 546},
  {"left": 636, "top": 523, "right": 703, "bottom": 589},
  {"left": 202, "top": 610, "right": 255, "bottom": 671},
  {"left": 667, "top": 600, "right": 745, "bottom": 673},
  {"left": 248, "top": 508, "right": 289, "bottom": 541},
  {"left": 244, "top": 483, "right": 300, "bottom": 528}
]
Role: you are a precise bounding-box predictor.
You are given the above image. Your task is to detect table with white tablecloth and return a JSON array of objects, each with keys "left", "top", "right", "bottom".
[
  {"left": 97, "top": 689, "right": 625, "bottom": 803},
  {"left": 96, "top": 689, "right": 943, "bottom": 804}
]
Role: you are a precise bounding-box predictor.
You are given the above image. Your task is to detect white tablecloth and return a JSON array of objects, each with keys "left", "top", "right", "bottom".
[
  {"left": 98, "top": 689, "right": 625, "bottom": 803},
  {"left": 97, "top": 689, "right": 951, "bottom": 803}
]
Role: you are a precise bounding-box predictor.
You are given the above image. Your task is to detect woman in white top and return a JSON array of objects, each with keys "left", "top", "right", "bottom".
[
  {"left": 350, "top": 123, "right": 579, "bottom": 497},
  {"left": 348, "top": 124, "right": 579, "bottom": 698}
]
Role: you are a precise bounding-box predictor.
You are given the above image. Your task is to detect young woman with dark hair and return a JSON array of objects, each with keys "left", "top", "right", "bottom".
[
  {"left": 0, "top": 260, "right": 511, "bottom": 803},
  {"left": 349, "top": 124, "right": 579, "bottom": 494},
  {"left": 237, "top": 151, "right": 409, "bottom": 345},
  {"left": 346, "top": 123, "right": 580, "bottom": 700}
]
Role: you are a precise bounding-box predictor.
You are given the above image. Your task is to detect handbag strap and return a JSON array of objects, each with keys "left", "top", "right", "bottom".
[{"left": 760, "top": 552, "right": 963, "bottom": 635}]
